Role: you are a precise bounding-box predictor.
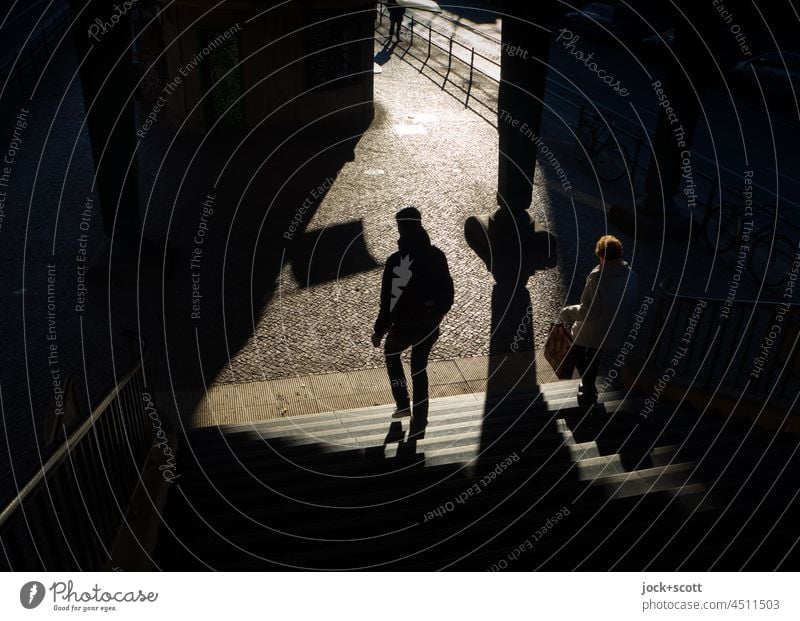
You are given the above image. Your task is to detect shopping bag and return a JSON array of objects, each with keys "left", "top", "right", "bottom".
[{"left": 544, "top": 322, "right": 575, "bottom": 379}]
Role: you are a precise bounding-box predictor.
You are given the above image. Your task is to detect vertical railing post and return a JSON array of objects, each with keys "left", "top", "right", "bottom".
[
  {"left": 465, "top": 48, "right": 475, "bottom": 107},
  {"left": 427, "top": 24, "right": 432, "bottom": 64},
  {"left": 443, "top": 36, "right": 453, "bottom": 87},
  {"left": 410, "top": 16, "right": 415, "bottom": 45}
]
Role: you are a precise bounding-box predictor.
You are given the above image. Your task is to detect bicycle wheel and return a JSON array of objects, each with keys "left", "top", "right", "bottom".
[
  {"left": 574, "top": 120, "right": 594, "bottom": 163},
  {"left": 702, "top": 202, "right": 741, "bottom": 253},
  {"left": 748, "top": 232, "right": 796, "bottom": 288},
  {"left": 594, "top": 141, "right": 629, "bottom": 182}
]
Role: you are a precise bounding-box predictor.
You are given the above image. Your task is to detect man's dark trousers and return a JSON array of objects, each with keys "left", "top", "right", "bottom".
[
  {"left": 573, "top": 345, "right": 600, "bottom": 398},
  {"left": 384, "top": 321, "right": 440, "bottom": 421}
]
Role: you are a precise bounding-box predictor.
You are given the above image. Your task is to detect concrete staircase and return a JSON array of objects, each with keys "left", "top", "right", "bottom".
[{"left": 155, "top": 380, "right": 800, "bottom": 570}]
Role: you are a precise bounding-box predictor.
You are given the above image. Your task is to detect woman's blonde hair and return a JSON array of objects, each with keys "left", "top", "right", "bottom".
[{"left": 595, "top": 235, "right": 623, "bottom": 261}]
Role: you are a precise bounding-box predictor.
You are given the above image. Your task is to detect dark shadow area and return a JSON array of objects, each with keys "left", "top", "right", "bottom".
[
  {"left": 437, "top": 1, "right": 499, "bottom": 24},
  {"left": 466, "top": 216, "right": 560, "bottom": 474},
  {"left": 151, "top": 390, "right": 800, "bottom": 570},
  {"left": 132, "top": 110, "right": 374, "bottom": 420},
  {"left": 290, "top": 220, "right": 379, "bottom": 287},
  {"left": 383, "top": 420, "right": 405, "bottom": 444},
  {"left": 374, "top": 43, "right": 397, "bottom": 66}
]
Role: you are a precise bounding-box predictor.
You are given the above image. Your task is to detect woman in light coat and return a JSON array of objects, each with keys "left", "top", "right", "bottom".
[{"left": 560, "top": 235, "right": 639, "bottom": 404}]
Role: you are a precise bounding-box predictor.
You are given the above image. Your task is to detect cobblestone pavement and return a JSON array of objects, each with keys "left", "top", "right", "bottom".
[
  {"left": 211, "top": 38, "right": 716, "bottom": 386},
  {"left": 0, "top": 17, "right": 742, "bottom": 498},
  {"left": 214, "top": 42, "right": 566, "bottom": 384}
]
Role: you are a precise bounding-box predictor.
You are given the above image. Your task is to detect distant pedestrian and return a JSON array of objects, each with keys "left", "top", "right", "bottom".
[
  {"left": 387, "top": 0, "right": 405, "bottom": 43},
  {"left": 372, "top": 207, "right": 454, "bottom": 434},
  {"left": 560, "top": 235, "right": 639, "bottom": 405}
]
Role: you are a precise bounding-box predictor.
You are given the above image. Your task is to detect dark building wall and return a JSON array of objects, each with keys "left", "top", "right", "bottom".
[{"left": 157, "top": 0, "right": 376, "bottom": 132}]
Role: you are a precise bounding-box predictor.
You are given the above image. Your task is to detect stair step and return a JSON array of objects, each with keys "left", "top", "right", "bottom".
[
  {"left": 184, "top": 383, "right": 594, "bottom": 447},
  {"left": 176, "top": 428, "right": 797, "bottom": 528},
  {"left": 182, "top": 395, "right": 649, "bottom": 466},
  {"left": 155, "top": 382, "right": 800, "bottom": 571},
  {"left": 175, "top": 442, "right": 800, "bottom": 565},
  {"left": 195, "top": 467, "right": 800, "bottom": 571},
  {"left": 177, "top": 411, "right": 737, "bottom": 499},
  {"left": 182, "top": 394, "right": 712, "bottom": 470},
  {"left": 170, "top": 434, "right": 800, "bottom": 548},
  {"left": 177, "top": 413, "right": 740, "bottom": 496}
]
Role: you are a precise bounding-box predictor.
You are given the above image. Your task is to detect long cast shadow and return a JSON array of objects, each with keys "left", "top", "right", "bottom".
[{"left": 133, "top": 111, "right": 376, "bottom": 427}]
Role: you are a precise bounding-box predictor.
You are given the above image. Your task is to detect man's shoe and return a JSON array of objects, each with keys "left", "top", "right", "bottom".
[
  {"left": 392, "top": 404, "right": 412, "bottom": 418},
  {"left": 408, "top": 417, "right": 427, "bottom": 439},
  {"left": 576, "top": 383, "right": 598, "bottom": 406}
]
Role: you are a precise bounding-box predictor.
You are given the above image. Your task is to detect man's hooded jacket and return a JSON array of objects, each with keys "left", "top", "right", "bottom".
[{"left": 374, "top": 225, "right": 454, "bottom": 336}]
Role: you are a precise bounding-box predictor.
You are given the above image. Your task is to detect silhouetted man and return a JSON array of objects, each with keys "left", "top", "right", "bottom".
[
  {"left": 387, "top": 0, "right": 405, "bottom": 43},
  {"left": 372, "top": 207, "right": 454, "bottom": 433}
]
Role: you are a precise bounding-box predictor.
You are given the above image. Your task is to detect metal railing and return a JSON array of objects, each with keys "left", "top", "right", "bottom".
[
  {"left": 641, "top": 281, "right": 800, "bottom": 404},
  {"left": 576, "top": 105, "right": 800, "bottom": 245},
  {"left": 375, "top": 6, "right": 798, "bottom": 234},
  {"left": 376, "top": 4, "right": 501, "bottom": 123},
  {"left": 0, "top": 356, "right": 156, "bottom": 570}
]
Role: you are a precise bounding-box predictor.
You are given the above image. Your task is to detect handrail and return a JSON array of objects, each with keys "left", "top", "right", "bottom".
[
  {"left": 639, "top": 279, "right": 800, "bottom": 405},
  {"left": 0, "top": 359, "right": 143, "bottom": 527},
  {"left": 376, "top": 6, "right": 498, "bottom": 121},
  {"left": 375, "top": 6, "right": 799, "bottom": 229},
  {"left": 658, "top": 279, "right": 800, "bottom": 310},
  {"left": 398, "top": 3, "right": 504, "bottom": 50},
  {"left": 0, "top": 350, "right": 156, "bottom": 570}
]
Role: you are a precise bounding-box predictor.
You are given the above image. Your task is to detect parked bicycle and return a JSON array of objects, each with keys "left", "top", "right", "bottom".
[
  {"left": 701, "top": 200, "right": 797, "bottom": 287},
  {"left": 574, "top": 108, "right": 630, "bottom": 182}
]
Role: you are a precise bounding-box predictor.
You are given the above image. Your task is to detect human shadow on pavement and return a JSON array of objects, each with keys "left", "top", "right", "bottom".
[{"left": 136, "top": 114, "right": 376, "bottom": 429}]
